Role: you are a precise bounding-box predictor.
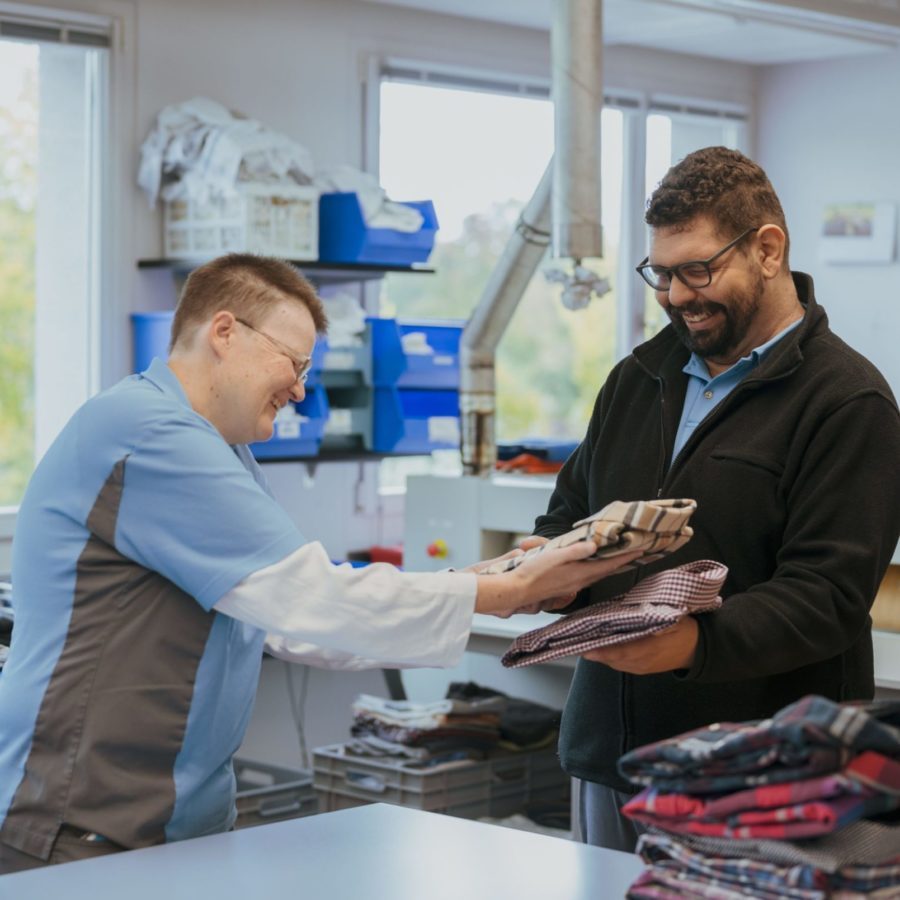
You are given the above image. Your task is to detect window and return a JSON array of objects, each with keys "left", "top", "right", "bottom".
[
  {"left": 0, "top": 14, "right": 109, "bottom": 508},
  {"left": 373, "top": 61, "right": 747, "bottom": 490},
  {"left": 377, "top": 73, "right": 623, "bottom": 443}
]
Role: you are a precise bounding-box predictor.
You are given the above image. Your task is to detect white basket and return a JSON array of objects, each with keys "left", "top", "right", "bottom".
[{"left": 164, "top": 183, "right": 318, "bottom": 260}]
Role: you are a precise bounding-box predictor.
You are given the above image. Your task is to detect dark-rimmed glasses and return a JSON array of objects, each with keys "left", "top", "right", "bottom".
[
  {"left": 635, "top": 227, "right": 760, "bottom": 291},
  {"left": 235, "top": 317, "right": 313, "bottom": 384}
]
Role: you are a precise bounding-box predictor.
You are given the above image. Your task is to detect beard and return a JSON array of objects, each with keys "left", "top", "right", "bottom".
[{"left": 667, "top": 268, "right": 765, "bottom": 360}]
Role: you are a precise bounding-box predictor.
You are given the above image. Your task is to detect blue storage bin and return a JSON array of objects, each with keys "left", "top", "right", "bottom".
[
  {"left": 369, "top": 318, "right": 463, "bottom": 389},
  {"left": 132, "top": 311, "right": 175, "bottom": 372},
  {"left": 373, "top": 388, "right": 460, "bottom": 454},
  {"left": 251, "top": 385, "right": 329, "bottom": 460},
  {"left": 318, "top": 193, "right": 438, "bottom": 266},
  {"left": 305, "top": 338, "right": 328, "bottom": 387}
]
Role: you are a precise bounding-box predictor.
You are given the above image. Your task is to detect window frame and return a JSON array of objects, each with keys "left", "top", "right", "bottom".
[{"left": 0, "top": 0, "right": 124, "bottom": 536}]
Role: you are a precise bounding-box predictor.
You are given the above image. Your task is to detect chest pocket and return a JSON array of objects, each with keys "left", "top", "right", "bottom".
[
  {"left": 704, "top": 447, "right": 786, "bottom": 523},
  {"left": 708, "top": 448, "right": 784, "bottom": 479}
]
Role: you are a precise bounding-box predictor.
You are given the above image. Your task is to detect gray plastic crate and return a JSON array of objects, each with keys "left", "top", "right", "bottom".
[
  {"left": 312, "top": 743, "right": 491, "bottom": 817},
  {"left": 234, "top": 758, "right": 318, "bottom": 829},
  {"left": 488, "top": 747, "right": 569, "bottom": 818}
]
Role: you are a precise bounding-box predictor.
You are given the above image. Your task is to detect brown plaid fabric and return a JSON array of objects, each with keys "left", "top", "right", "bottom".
[
  {"left": 500, "top": 559, "right": 726, "bottom": 668},
  {"left": 480, "top": 498, "right": 698, "bottom": 576}
]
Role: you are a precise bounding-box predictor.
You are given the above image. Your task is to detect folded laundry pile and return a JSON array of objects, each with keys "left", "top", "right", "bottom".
[
  {"left": 501, "top": 559, "right": 727, "bottom": 668},
  {"left": 479, "top": 498, "right": 698, "bottom": 576},
  {"left": 618, "top": 694, "right": 900, "bottom": 899},
  {"left": 347, "top": 683, "right": 562, "bottom": 764}
]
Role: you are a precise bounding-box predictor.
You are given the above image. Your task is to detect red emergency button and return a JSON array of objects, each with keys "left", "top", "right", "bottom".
[{"left": 426, "top": 539, "right": 448, "bottom": 559}]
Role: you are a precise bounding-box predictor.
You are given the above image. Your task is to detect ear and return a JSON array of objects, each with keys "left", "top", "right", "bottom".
[
  {"left": 208, "top": 310, "right": 238, "bottom": 361},
  {"left": 755, "top": 224, "right": 786, "bottom": 279}
]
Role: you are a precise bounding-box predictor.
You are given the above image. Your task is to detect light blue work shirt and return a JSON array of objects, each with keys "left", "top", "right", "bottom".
[{"left": 671, "top": 319, "right": 802, "bottom": 465}]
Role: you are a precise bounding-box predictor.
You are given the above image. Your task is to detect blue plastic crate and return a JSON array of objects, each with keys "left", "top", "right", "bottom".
[
  {"left": 131, "top": 310, "right": 327, "bottom": 384},
  {"left": 132, "top": 311, "right": 175, "bottom": 371},
  {"left": 250, "top": 385, "right": 329, "bottom": 460},
  {"left": 318, "top": 193, "right": 438, "bottom": 266},
  {"left": 369, "top": 318, "right": 463, "bottom": 389},
  {"left": 372, "top": 388, "right": 460, "bottom": 454}
]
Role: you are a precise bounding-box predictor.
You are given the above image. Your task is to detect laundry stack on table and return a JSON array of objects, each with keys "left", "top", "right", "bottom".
[
  {"left": 617, "top": 694, "right": 900, "bottom": 899},
  {"left": 312, "top": 684, "right": 568, "bottom": 822}
]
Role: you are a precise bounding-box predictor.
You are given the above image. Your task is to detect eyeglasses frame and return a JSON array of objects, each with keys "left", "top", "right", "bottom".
[
  {"left": 234, "top": 316, "right": 313, "bottom": 384},
  {"left": 635, "top": 226, "right": 761, "bottom": 292}
]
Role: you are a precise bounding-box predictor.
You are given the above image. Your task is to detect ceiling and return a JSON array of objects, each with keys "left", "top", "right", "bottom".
[{"left": 361, "top": 0, "right": 900, "bottom": 65}]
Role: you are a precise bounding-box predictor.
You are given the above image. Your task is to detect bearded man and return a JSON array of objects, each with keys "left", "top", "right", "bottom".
[{"left": 528, "top": 146, "right": 900, "bottom": 852}]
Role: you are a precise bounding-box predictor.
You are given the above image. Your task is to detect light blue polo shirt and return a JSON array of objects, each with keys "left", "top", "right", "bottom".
[
  {"left": 0, "top": 358, "right": 306, "bottom": 858},
  {"left": 671, "top": 320, "right": 802, "bottom": 464}
]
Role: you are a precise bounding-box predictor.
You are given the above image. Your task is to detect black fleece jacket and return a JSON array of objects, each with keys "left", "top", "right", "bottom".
[{"left": 535, "top": 273, "right": 900, "bottom": 790}]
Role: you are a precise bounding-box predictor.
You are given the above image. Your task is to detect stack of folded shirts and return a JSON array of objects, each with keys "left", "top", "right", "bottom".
[
  {"left": 617, "top": 694, "right": 900, "bottom": 899},
  {"left": 349, "top": 693, "right": 506, "bottom": 763},
  {"left": 501, "top": 560, "right": 727, "bottom": 668},
  {"left": 445, "top": 681, "right": 562, "bottom": 751},
  {"left": 479, "top": 498, "right": 698, "bottom": 576}
]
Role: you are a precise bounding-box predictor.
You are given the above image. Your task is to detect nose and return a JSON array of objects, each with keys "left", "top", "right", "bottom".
[
  {"left": 288, "top": 380, "right": 305, "bottom": 403},
  {"left": 660, "top": 276, "right": 698, "bottom": 308}
]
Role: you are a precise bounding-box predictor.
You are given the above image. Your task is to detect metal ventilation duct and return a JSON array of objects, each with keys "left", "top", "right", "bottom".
[{"left": 459, "top": 0, "right": 604, "bottom": 475}]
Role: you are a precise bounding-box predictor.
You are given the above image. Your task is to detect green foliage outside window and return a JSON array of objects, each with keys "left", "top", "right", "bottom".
[
  {"left": 381, "top": 199, "right": 617, "bottom": 443},
  {"left": 0, "top": 59, "right": 37, "bottom": 507}
]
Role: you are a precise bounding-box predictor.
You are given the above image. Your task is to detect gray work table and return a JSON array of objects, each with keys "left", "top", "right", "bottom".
[{"left": 0, "top": 803, "right": 645, "bottom": 899}]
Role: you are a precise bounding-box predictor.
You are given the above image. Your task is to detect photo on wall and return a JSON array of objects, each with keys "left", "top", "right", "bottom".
[{"left": 819, "top": 201, "right": 896, "bottom": 264}]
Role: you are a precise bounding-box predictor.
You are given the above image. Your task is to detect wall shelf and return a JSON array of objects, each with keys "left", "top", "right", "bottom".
[{"left": 137, "top": 258, "right": 434, "bottom": 286}]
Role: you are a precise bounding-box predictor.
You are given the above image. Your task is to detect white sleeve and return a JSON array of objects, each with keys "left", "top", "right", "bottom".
[{"left": 213, "top": 542, "right": 477, "bottom": 669}]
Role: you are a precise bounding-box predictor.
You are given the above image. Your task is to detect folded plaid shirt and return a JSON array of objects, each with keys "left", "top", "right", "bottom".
[
  {"left": 670, "top": 820, "right": 900, "bottom": 873},
  {"left": 622, "top": 751, "right": 900, "bottom": 839},
  {"left": 500, "top": 560, "right": 726, "bottom": 669},
  {"left": 627, "top": 865, "right": 820, "bottom": 900},
  {"left": 618, "top": 695, "right": 900, "bottom": 794},
  {"left": 479, "top": 498, "right": 697, "bottom": 575},
  {"left": 631, "top": 830, "right": 900, "bottom": 900}
]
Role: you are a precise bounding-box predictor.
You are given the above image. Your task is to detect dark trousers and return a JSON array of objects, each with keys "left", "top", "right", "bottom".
[
  {"left": 0, "top": 827, "right": 124, "bottom": 874},
  {"left": 578, "top": 779, "right": 647, "bottom": 854}
]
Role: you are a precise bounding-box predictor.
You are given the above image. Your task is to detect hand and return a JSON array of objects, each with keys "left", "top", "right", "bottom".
[
  {"left": 474, "top": 542, "right": 642, "bottom": 617},
  {"left": 490, "top": 535, "right": 577, "bottom": 616},
  {"left": 582, "top": 616, "right": 699, "bottom": 674},
  {"left": 460, "top": 546, "right": 525, "bottom": 575}
]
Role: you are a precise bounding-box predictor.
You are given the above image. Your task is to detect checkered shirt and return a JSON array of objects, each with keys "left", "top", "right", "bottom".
[
  {"left": 631, "top": 829, "right": 900, "bottom": 899},
  {"left": 480, "top": 497, "right": 697, "bottom": 575},
  {"left": 618, "top": 695, "right": 900, "bottom": 793},
  {"left": 500, "top": 559, "right": 726, "bottom": 668}
]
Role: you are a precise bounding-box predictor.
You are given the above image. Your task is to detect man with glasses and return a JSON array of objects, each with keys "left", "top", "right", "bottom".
[
  {"left": 529, "top": 146, "right": 900, "bottom": 851},
  {"left": 0, "top": 253, "right": 637, "bottom": 871}
]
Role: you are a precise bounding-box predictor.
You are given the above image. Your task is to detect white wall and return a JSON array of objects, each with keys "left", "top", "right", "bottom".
[{"left": 757, "top": 50, "right": 900, "bottom": 399}]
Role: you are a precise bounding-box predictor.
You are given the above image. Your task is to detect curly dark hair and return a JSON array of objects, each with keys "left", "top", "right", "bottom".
[{"left": 645, "top": 146, "right": 790, "bottom": 266}]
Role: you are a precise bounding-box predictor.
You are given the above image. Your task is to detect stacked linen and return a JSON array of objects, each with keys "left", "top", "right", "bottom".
[
  {"left": 349, "top": 693, "right": 505, "bottom": 763},
  {"left": 617, "top": 695, "right": 900, "bottom": 899}
]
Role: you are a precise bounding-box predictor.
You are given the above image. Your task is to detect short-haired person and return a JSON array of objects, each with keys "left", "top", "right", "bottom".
[
  {"left": 530, "top": 146, "right": 900, "bottom": 852},
  {"left": 0, "top": 254, "right": 638, "bottom": 872}
]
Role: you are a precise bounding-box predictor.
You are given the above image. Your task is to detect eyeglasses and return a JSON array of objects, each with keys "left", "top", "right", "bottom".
[
  {"left": 235, "top": 317, "right": 313, "bottom": 384},
  {"left": 635, "top": 227, "right": 760, "bottom": 291}
]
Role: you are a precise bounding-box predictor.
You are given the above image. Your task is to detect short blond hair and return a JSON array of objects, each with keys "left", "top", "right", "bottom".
[{"left": 170, "top": 253, "right": 327, "bottom": 350}]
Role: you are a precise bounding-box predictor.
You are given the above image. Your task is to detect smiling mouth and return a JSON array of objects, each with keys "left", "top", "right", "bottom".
[{"left": 677, "top": 308, "right": 720, "bottom": 329}]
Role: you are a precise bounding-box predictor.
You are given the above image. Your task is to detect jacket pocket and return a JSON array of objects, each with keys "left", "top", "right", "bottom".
[{"left": 707, "top": 448, "right": 784, "bottom": 477}]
